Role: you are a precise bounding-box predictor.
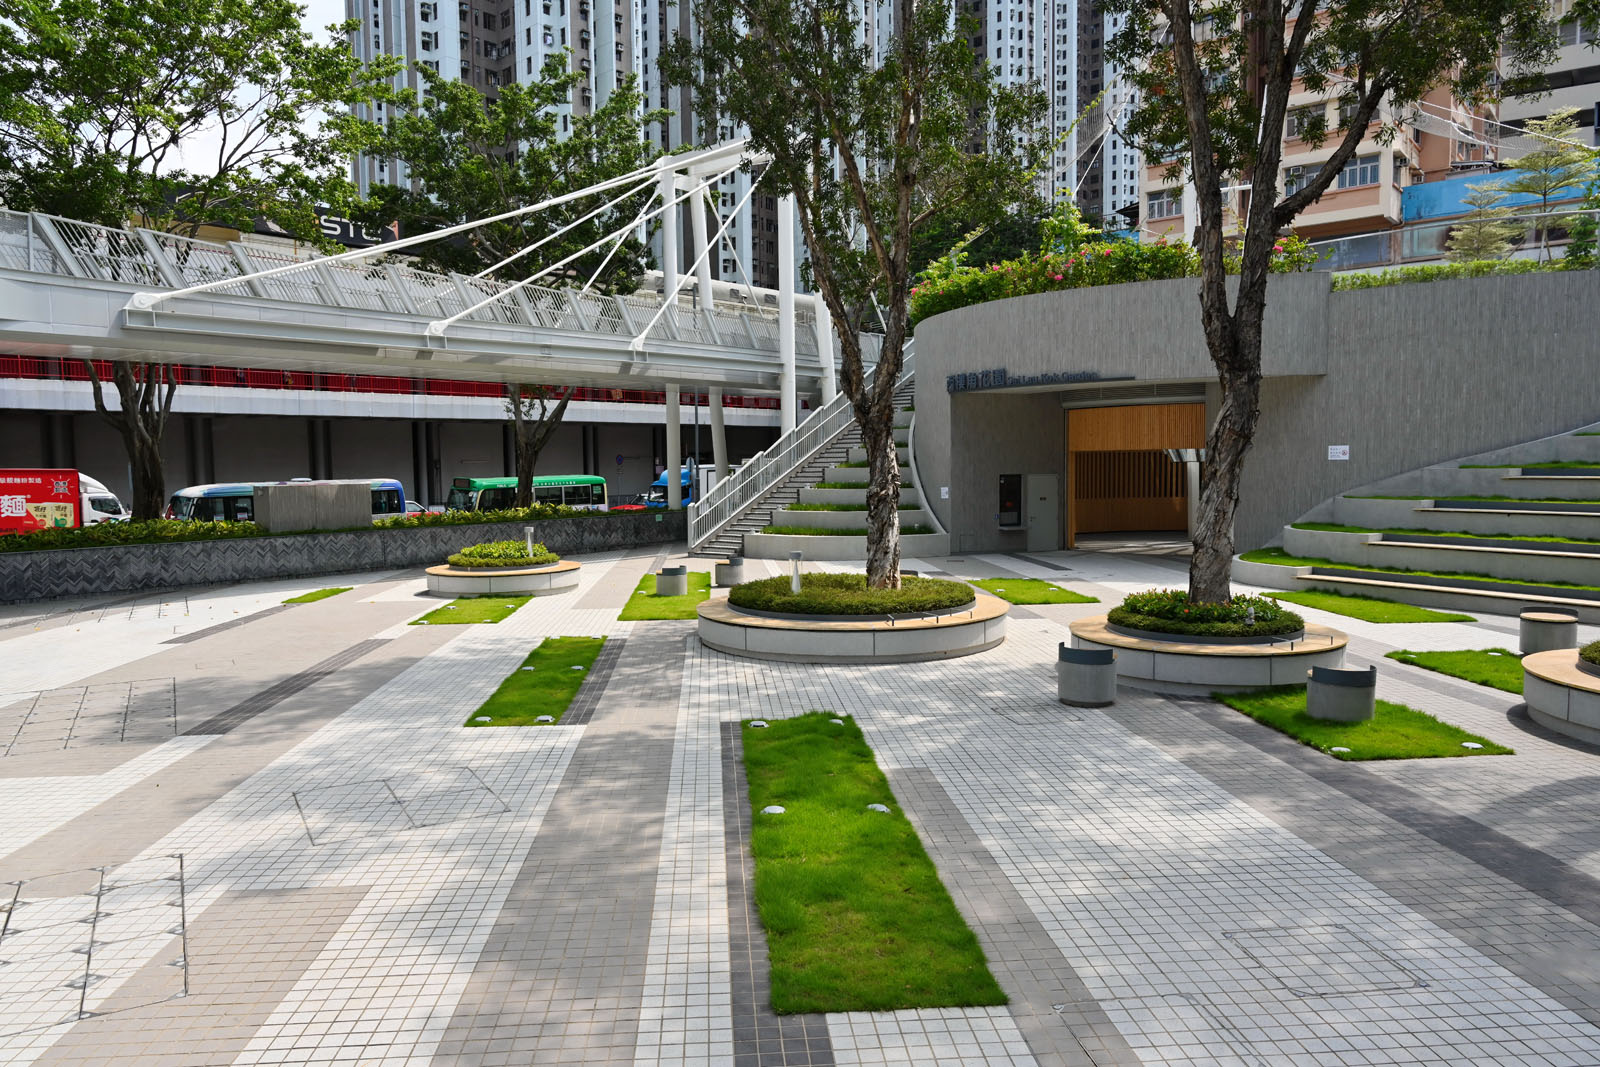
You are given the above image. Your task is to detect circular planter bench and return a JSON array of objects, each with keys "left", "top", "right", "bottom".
[
  {"left": 1523, "top": 649, "right": 1600, "bottom": 747},
  {"left": 1068, "top": 614, "right": 1348, "bottom": 695},
  {"left": 697, "top": 593, "right": 1009, "bottom": 663},
  {"left": 425, "top": 559, "right": 582, "bottom": 598}
]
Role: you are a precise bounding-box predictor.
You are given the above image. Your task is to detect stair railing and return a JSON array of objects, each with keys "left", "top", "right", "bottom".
[{"left": 689, "top": 341, "right": 914, "bottom": 551}]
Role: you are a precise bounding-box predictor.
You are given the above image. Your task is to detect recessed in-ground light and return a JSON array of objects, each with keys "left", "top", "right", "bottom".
[
  {"left": 866, "top": 804, "right": 890, "bottom": 813},
  {"left": 1487, "top": 651, "right": 1505, "bottom": 656},
  {"left": 570, "top": 665, "right": 585, "bottom": 670},
  {"left": 829, "top": 718, "right": 844, "bottom": 724},
  {"left": 446, "top": 605, "right": 457, "bottom": 609},
  {"left": 536, "top": 715, "right": 554, "bottom": 723},
  {"left": 761, "top": 805, "right": 785, "bottom": 814},
  {"left": 1461, "top": 741, "right": 1483, "bottom": 749},
  {"left": 474, "top": 716, "right": 492, "bottom": 722},
  {"left": 521, "top": 667, "right": 536, "bottom": 671},
  {"left": 1330, "top": 746, "right": 1351, "bottom": 753},
  {"left": 749, "top": 720, "right": 769, "bottom": 728}
]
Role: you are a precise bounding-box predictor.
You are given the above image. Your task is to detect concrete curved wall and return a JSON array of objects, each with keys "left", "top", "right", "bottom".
[{"left": 914, "top": 270, "right": 1600, "bottom": 552}]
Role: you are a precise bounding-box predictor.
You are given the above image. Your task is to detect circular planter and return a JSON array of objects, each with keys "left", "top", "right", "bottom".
[
  {"left": 1106, "top": 621, "right": 1306, "bottom": 645},
  {"left": 697, "top": 593, "right": 1008, "bottom": 664},
  {"left": 1068, "top": 614, "right": 1348, "bottom": 695},
  {"left": 1524, "top": 648, "right": 1600, "bottom": 747},
  {"left": 425, "top": 559, "right": 581, "bottom": 598}
]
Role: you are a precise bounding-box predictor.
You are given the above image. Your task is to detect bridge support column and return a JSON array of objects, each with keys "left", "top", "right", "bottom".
[
  {"left": 709, "top": 387, "right": 728, "bottom": 477},
  {"left": 690, "top": 185, "right": 715, "bottom": 310},
  {"left": 778, "top": 193, "right": 796, "bottom": 436},
  {"left": 658, "top": 170, "right": 679, "bottom": 301},
  {"left": 665, "top": 384, "right": 682, "bottom": 510},
  {"left": 814, "top": 299, "right": 836, "bottom": 405}
]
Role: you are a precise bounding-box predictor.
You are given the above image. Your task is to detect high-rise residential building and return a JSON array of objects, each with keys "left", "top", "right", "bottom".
[{"left": 1500, "top": 1, "right": 1600, "bottom": 145}]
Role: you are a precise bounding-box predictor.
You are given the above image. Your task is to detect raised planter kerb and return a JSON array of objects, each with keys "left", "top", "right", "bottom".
[
  {"left": 696, "top": 593, "right": 1009, "bottom": 664},
  {"left": 425, "top": 558, "right": 582, "bottom": 598},
  {"left": 1306, "top": 664, "right": 1377, "bottom": 722},
  {"left": 1057, "top": 643, "right": 1116, "bottom": 708},
  {"left": 1068, "top": 614, "right": 1349, "bottom": 696}
]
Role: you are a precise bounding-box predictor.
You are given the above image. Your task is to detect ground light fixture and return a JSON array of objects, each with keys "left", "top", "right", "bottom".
[{"left": 789, "top": 551, "right": 803, "bottom": 593}]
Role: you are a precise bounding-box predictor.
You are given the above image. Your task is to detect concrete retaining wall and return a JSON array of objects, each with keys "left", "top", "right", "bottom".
[
  {"left": 772, "top": 508, "right": 934, "bottom": 530},
  {"left": 0, "top": 510, "right": 685, "bottom": 603},
  {"left": 742, "top": 531, "right": 951, "bottom": 560}
]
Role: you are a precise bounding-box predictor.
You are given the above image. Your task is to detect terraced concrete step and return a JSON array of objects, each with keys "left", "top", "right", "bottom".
[
  {"left": 1378, "top": 532, "right": 1600, "bottom": 555},
  {"left": 1284, "top": 524, "right": 1600, "bottom": 586},
  {"left": 1296, "top": 569, "right": 1600, "bottom": 622}
]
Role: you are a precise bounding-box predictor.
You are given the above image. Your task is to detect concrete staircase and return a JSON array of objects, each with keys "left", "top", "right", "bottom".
[{"left": 1236, "top": 420, "right": 1600, "bottom": 620}]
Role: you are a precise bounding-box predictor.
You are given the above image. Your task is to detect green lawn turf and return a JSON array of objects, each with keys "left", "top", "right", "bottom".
[
  {"left": 283, "top": 587, "right": 351, "bottom": 604},
  {"left": 617, "top": 571, "right": 710, "bottom": 620},
  {"left": 742, "top": 712, "right": 1006, "bottom": 1013},
  {"left": 411, "top": 595, "right": 531, "bottom": 624},
  {"left": 1264, "top": 589, "right": 1473, "bottom": 623},
  {"left": 1217, "top": 686, "right": 1512, "bottom": 760},
  {"left": 1291, "top": 521, "right": 1600, "bottom": 547},
  {"left": 465, "top": 636, "right": 606, "bottom": 726},
  {"left": 969, "top": 578, "right": 1098, "bottom": 605},
  {"left": 1384, "top": 648, "right": 1524, "bottom": 694},
  {"left": 1237, "top": 547, "right": 1600, "bottom": 592}
]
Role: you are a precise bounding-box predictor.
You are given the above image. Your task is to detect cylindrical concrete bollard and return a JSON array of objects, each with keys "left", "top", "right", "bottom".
[
  {"left": 1306, "top": 665, "right": 1377, "bottom": 722},
  {"left": 715, "top": 557, "right": 746, "bottom": 588},
  {"left": 1057, "top": 643, "right": 1116, "bottom": 708},
  {"left": 1520, "top": 610, "right": 1579, "bottom": 656},
  {"left": 656, "top": 565, "right": 688, "bottom": 597}
]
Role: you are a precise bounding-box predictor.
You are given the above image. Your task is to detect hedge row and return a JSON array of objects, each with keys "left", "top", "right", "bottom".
[
  {"left": 1107, "top": 589, "right": 1304, "bottom": 638},
  {"left": 728, "top": 573, "right": 975, "bottom": 615}
]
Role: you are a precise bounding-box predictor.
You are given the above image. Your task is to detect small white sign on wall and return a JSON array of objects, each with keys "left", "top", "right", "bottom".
[
  {"left": 940, "top": 486, "right": 950, "bottom": 499},
  {"left": 1328, "top": 445, "right": 1351, "bottom": 461}
]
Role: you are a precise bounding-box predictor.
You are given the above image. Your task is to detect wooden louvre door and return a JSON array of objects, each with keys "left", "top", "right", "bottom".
[{"left": 1066, "top": 403, "right": 1205, "bottom": 543}]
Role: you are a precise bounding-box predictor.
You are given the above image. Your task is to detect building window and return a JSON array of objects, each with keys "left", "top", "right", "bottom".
[
  {"left": 543, "top": 25, "right": 554, "bottom": 44},
  {"left": 1283, "top": 164, "right": 1313, "bottom": 196},
  {"left": 420, "top": 30, "right": 437, "bottom": 50},
  {"left": 1285, "top": 106, "right": 1318, "bottom": 140},
  {"left": 1336, "top": 153, "right": 1380, "bottom": 189},
  {"left": 419, "top": 1, "right": 436, "bottom": 20},
  {"left": 1147, "top": 188, "right": 1180, "bottom": 219}
]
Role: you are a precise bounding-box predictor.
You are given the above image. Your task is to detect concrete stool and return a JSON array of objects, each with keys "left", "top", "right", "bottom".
[
  {"left": 1058, "top": 643, "right": 1116, "bottom": 708},
  {"left": 1306, "top": 664, "right": 1376, "bottom": 722},
  {"left": 1520, "top": 610, "right": 1578, "bottom": 655},
  {"left": 656, "top": 565, "right": 688, "bottom": 597},
  {"left": 715, "top": 557, "right": 746, "bottom": 588}
]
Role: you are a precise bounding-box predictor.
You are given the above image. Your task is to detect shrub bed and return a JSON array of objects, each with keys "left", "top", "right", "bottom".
[
  {"left": 1583, "top": 641, "right": 1600, "bottom": 668},
  {"left": 729, "top": 573, "right": 974, "bottom": 616},
  {"left": 1107, "top": 589, "right": 1304, "bottom": 638},
  {"left": 378, "top": 502, "right": 587, "bottom": 527},
  {"left": 446, "top": 539, "right": 561, "bottom": 568},
  {"left": 761, "top": 524, "right": 936, "bottom": 536},
  {"left": 0, "top": 518, "right": 262, "bottom": 553}
]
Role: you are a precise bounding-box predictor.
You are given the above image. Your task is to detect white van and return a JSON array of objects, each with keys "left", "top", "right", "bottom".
[{"left": 79, "top": 474, "right": 129, "bottom": 524}]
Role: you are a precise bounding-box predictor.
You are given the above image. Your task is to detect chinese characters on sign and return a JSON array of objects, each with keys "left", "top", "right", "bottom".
[{"left": 0, "top": 469, "right": 79, "bottom": 535}]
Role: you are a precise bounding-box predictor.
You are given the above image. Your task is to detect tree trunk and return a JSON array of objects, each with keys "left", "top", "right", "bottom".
[
  {"left": 85, "top": 360, "right": 175, "bottom": 521},
  {"left": 861, "top": 400, "right": 902, "bottom": 587},
  {"left": 1189, "top": 364, "right": 1261, "bottom": 602},
  {"left": 507, "top": 384, "right": 572, "bottom": 507}
]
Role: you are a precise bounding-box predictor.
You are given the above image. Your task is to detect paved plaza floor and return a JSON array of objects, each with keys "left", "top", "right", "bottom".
[{"left": 1, "top": 543, "right": 1599, "bottom": 1066}]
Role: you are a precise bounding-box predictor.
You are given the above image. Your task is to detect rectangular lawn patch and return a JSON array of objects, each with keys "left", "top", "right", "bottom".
[
  {"left": 412, "top": 595, "right": 531, "bottom": 625},
  {"left": 284, "top": 587, "right": 351, "bottom": 604},
  {"left": 742, "top": 712, "right": 1006, "bottom": 1013},
  {"left": 1384, "top": 648, "right": 1523, "bottom": 694},
  {"left": 1265, "top": 589, "right": 1473, "bottom": 623},
  {"left": 466, "top": 636, "right": 606, "bottom": 726},
  {"left": 969, "top": 578, "right": 1097, "bottom": 605},
  {"left": 1217, "top": 686, "right": 1512, "bottom": 760},
  {"left": 617, "top": 571, "right": 710, "bottom": 620}
]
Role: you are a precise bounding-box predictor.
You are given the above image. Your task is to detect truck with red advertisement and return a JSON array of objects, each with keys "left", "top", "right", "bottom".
[{"left": 0, "top": 470, "right": 129, "bottom": 535}]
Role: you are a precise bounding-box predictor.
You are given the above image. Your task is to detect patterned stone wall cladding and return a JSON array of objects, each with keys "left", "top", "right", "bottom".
[{"left": 0, "top": 512, "right": 686, "bottom": 603}]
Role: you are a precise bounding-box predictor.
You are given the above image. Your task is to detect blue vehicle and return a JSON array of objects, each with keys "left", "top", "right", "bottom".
[
  {"left": 165, "top": 478, "right": 408, "bottom": 522},
  {"left": 641, "top": 466, "right": 695, "bottom": 508}
]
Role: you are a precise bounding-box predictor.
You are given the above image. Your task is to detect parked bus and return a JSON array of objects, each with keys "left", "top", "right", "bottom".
[
  {"left": 165, "top": 478, "right": 408, "bottom": 523},
  {"left": 445, "top": 475, "right": 608, "bottom": 512}
]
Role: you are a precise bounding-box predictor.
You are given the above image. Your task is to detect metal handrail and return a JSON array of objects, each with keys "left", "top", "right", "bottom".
[{"left": 688, "top": 342, "right": 914, "bottom": 550}]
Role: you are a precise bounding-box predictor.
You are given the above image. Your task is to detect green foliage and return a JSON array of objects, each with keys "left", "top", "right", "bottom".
[
  {"left": 283, "top": 587, "right": 351, "bottom": 604},
  {"left": 968, "top": 578, "right": 1098, "bottom": 605},
  {"left": 1564, "top": 164, "right": 1600, "bottom": 269},
  {"left": 1498, "top": 109, "right": 1597, "bottom": 260},
  {"left": 617, "top": 571, "right": 711, "bottom": 620},
  {"left": 741, "top": 713, "right": 1006, "bottom": 1013},
  {"left": 0, "top": 0, "right": 395, "bottom": 238},
  {"left": 1238, "top": 546, "right": 1600, "bottom": 592},
  {"left": 1446, "top": 182, "right": 1520, "bottom": 262},
  {"left": 1291, "top": 521, "right": 1600, "bottom": 547},
  {"left": 411, "top": 596, "right": 531, "bottom": 625},
  {"left": 1217, "top": 687, "right": 1513, "bottom": 760},
  {"left": 1109, "top": 589, "right": 1304, "bottom": 637},
  {"left": 785, "top": 503, "right": 920, "bottom": 512},
  {"left": 1582, "top": 641, "right": 1600, "bottom": 667},
  {"left": 446, "top": 540, "right": 560, "bottom": 568},
  {"left": 1264, "top": 590, "right": 1473, "bottom": 623},
  {"left": 354, "top": 56, "right": 664, "bottom": 289},
  {"left": 467, "top": 636, "right": 605, "bottom": 726},
  {"left": 1331, "top": 259, "right": 1576, "bottom": 291},
  {"left": 761, "top": 525, "right": 937, "bottom": 536},
  {"left": 1384, "top": 648, "right": 1524, "bottom": 694},
  {"left": 376, "top": 503, "right": 590, "bottom": 527},
  {"left": 730, "top": 574, "right": 974, "bottom": 615},
  {"left": 0, "top": 519, "right": 263, "bottom": 553},
  {"left": 813, "top": 481, "right": 870, "bottom": 490}
]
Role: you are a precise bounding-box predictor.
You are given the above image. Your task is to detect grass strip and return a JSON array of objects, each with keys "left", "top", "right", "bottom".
[
  {"left": 743, "top": 712, "right": 1006, "bottom": 1013},
  {"left": 1342, "top": 494, "right": 1596, "bottom": 503},
  {"left": 1264, "top": 589, "right": 1474, "bottom": 623},
  {"left": 1217, "top": 686, "right": 1512, "bottom": 760},
  {"left": 411, "top": 595, "right": 531, "bottom": 624},
  {"left": 814, "top": 481, "right": 869, "bottom": 489},
  {"left": 1460, "top": 461, "right": 1600, "bottom": 470},
  {"left": 618, "top": 571, "right": 710, "bottom": 620},
  {"left": 762, "top": 524, "right": 936, "bottom": 536},
  {"left": 1384, "top": 648, "right": 1524, "bottom": 694},
  {"left": 283, "top": 587, "right": 351, "bottom": 604},
  {"left": 969, "top": 578, "right": 1097, "bottom": 604},
  {"left": 1291, "top": 522, "right": 1600, "bottom": 548},
  {"left": 465, "top": 636, "right": 605, "bottom": 726},
  {"left": 1237, "top": 547, "right": 1600, "bottom": 593}
]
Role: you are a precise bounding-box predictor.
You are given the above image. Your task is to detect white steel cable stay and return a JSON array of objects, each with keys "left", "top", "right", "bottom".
[
  {"left": 468, "top": 174, "right": 659, "bottom": 279},
  {"left": 427, "top": 161, "right": 743, "bottom": 335},
  {"left": 579, "top": 189, "right": 661, "bottom": 292}
]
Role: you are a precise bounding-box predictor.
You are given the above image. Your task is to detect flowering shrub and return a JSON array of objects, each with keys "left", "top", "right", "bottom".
[
  {"left": 447, "top": 539, "right": 560, "bottom": 568},
  {"left": 910, "top": 205, "right": 1319, "bottom": 324},
  {"left": 1108, "top": 588, "right": 1304, "bottom": 638}
]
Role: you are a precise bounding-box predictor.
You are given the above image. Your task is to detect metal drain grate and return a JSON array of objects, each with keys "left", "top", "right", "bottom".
[
  {"left": 291, "top": 766, "right": 510, "bottom": 846},
  {"left": 1225, "top": 923, "right": 1426, "bottom": 997}
]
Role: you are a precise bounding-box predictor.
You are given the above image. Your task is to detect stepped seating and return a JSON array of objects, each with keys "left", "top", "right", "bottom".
[{"left": 1241, "top": 423, "right": 1600, "bottom": 620}]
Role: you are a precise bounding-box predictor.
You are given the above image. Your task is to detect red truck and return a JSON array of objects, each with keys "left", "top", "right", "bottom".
[{"left": 0, "top": 469, "right": 128, "bottom": 534}]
